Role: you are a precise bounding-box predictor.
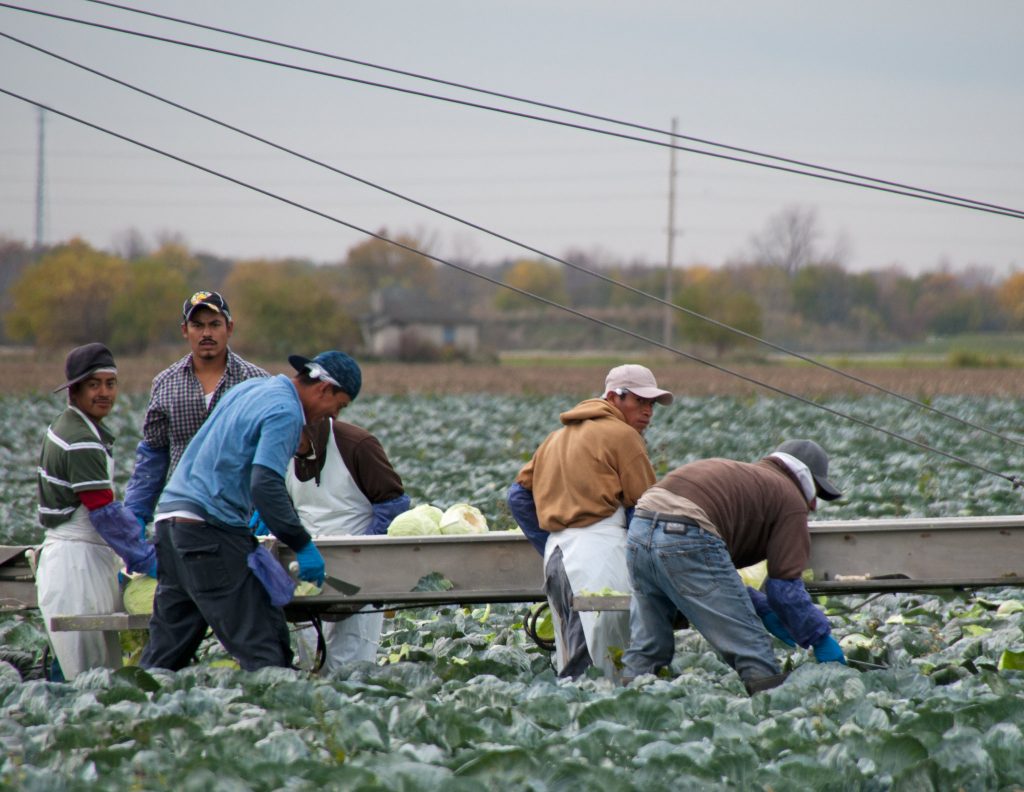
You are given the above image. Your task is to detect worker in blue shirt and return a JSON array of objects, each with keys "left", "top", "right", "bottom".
[{"left": 140, "top": 351, "right": 354, "bottom": 671}]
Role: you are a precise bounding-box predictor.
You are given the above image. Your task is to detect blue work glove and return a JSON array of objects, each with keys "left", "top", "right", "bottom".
[
  {"left": 812, "top": 634, "right": 847, "bottom": 664},
  {"left": 294, "top": 542, "right": 325, "bottom": 587},
  {"left": 761, "top": 611, "right": 797, "bottom": 646},
  {"left": 248, "top": 510, "right": 270, "bottom": 536},
  {"left": 145, "top": 557, "right": 158, "bottom": 580}
]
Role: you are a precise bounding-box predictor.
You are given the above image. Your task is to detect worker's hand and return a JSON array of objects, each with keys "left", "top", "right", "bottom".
[
  {"left": 812, "top": 635, "right": 847, "bottom": 664},
  {"left": 145, "top": 557, "right": 158, "bottom": 580},
  {"left": 760, "top": 612, "right": 797, "bottom": 646},
  {"left": 294, "top": 543, "right": 325, "bottom": 587},
  {"left": 248, "top": 510, "right": 270, "bottom": 536}
]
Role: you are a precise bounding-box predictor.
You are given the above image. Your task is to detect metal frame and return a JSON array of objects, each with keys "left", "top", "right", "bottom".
[{"left": 0, "top": 514, "right": 1019, "bottom": 632}]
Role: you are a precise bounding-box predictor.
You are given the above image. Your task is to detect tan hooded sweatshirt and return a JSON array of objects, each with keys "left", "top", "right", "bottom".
[{"left": 516, "top": 398, "right": 655, "bottom": 532}]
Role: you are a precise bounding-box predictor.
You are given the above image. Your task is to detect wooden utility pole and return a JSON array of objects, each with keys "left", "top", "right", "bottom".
[
  {"left": 34, "top": 107, "right": 46, "bottom": 253},
  {"left": 662, "top": 117, "right": 678, "bottom": 347}
]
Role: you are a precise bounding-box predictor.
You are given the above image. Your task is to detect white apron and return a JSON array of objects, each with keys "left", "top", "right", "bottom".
[
  {"left": 544, "top": 507, "right": 632, "bottom": 679},
  {"left": 287, "top": 434, "right": 383, "bottom": 670},
  {"left": 35, "top": 425, "right": 122, "bottom": 680}
]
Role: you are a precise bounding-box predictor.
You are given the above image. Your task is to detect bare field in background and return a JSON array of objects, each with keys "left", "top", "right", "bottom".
[{"left": 2, "top": 348, "right": 1023, "bottom": 398}]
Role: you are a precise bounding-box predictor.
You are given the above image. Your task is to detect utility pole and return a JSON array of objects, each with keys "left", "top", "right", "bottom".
[
  {"left": 662, "top": 117, "right": 678, "bottom": 348},
  {"left": 34, "top": 107, "right": 46, "bottom": 253}
]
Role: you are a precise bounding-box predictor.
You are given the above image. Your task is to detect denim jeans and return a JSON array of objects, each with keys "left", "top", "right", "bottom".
[{"left": 622, "top": 515, "right": 780, "bottom": 685}]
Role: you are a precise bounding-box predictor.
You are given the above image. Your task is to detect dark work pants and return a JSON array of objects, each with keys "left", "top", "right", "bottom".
[
  {"left": 545, "top": 546, "right": 592, "bottom": 678},
  {"left": 140, "top": 519, "right": 293, "bottom": 672}
]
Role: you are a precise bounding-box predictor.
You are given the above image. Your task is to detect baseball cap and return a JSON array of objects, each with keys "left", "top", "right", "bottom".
[
  {"left": 774, "top": 439, "right": 842, "bottom": 501},
  {"left": 182, "top": 290, "right": 231, "bottom": 322},
  {"left": 289, "top": 350, "right": 362, "bottom": 400},
  {"left": 54, "top": 342, "right": 117, "bottom": 393},
  {"left": 605, "top": 364, "right": 673, "bottom": 405}
]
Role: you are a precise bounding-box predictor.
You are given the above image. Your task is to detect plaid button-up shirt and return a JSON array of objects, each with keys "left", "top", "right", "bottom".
[{"left": 142, "top": 350, "right": 269, "bottom": 472}]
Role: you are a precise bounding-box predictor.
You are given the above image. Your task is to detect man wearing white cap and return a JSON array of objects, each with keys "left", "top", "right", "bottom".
[{"left": 507, "top": 364, "right": 672, "bottom": 678}]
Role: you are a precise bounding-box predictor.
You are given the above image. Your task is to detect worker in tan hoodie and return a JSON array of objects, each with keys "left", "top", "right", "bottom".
[{"left": 507, "top": 364, "right": 673, "bottom": 679}]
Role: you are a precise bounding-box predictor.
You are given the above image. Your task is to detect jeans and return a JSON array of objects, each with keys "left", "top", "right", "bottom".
[{"left": 622, "top": 516, "right": 779, "bottom": 685}]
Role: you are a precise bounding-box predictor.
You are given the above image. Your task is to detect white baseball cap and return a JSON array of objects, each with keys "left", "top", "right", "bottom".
[{"left": 604, "top": 364, "right": 673, "bottom": 405}]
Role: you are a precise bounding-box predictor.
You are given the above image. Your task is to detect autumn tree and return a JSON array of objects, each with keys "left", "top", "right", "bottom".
[
  {"left": 224, "top": 259, "right": 360, "bottom": 357},
  {"left": 5, "top": 238, "right": 128, "bottom": 348},
  {"left": 997, "top": 272, "right": 1024, "bottom": 329},
  {"left": 494, "top": 259, "right": 568, "bottom": 311},
  {"left": 109, "top": 243, "right": 197, "bottom": 352},
  {"left": 675, "top": 266, "right": 763, "bottom": 357},
  {"left": 342, "top": 231, "right": 437, "bottom": 302}
]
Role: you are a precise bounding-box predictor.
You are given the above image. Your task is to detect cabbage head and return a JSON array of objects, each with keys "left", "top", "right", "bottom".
[
  {"left": 737, "top": 560, "right": 767, "bottom": 590},
  {"left": 388, "top": 504, "right": 443, "bottom": 536},
  {"left": 124, "top": 575, "right": 157, "bottom": 615},
  {"left": 439, "top": 503, "right": 488, "bottom": 535}
]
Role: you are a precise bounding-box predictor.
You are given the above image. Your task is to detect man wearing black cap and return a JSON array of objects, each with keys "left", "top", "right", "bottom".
[
  {"left": 35, "top": 343, "right": 157, "bottom": 679},
  {"left": 124, "top": 291, "right": 267, "bottom": 530},
  {"left": 622, "top": 439, "right": 846, "bottom": 694},
  {"left": 140, "top": 351, "right": 353, "bottom": 672}
]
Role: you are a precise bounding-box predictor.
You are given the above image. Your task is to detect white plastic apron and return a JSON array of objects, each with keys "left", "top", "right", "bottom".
[
  {"left": 287, "top": 435, "right": 383, "bottom": 670},
  {"left": 35, "top": 424, "right": 122, "bottom": 680},
  {"left": 543, "top": 507, "right": 632, "bottom": 679}
]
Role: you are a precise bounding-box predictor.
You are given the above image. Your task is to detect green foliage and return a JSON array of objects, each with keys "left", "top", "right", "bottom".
[
  {"left": 494, "top": 259, "right": 567, "bottom": 311},
  {"left": 109, "top": 244, "right": 195, "bottom": 352},
  {"left": 224, "top": 259, "right": 361, "bottom": 356},
  {"left": 2, "top": 388, "right": 1024, "bottom": 786},
  {"left": 342, "top": 231, "right": 437, "bottom": 301},
  {"left": 675, "top": 267, "right": 762, "bottom": 357},
  {"left": 5, "top": 238, "right": 128, "bottom": 347}
]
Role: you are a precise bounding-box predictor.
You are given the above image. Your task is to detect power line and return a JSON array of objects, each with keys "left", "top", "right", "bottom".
[
  {"left": 1, "top": 2, "right": 1022, "bottom": 221},
  {"left": 4, "top": 29, "right": 1023, "bottom": 452},
  {"left": 76, "top": 0, "right": 1024, "bottom": 219},
  {"left": 2, "top": 82, "right": 1021, "bottom": 490}
]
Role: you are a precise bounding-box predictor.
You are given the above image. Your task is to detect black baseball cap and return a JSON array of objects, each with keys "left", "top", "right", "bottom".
[{"left": 54, "top": 342, "right": 117, "bottom": 393}]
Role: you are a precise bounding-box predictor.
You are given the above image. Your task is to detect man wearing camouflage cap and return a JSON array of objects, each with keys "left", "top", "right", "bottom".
[{"left": 124, "top": 290, "right": 267, "bottom": 530}]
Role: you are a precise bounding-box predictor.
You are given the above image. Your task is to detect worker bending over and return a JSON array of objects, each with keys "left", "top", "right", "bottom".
[{"left": 622, "top": 439, "right": 847, "bottom": 694}]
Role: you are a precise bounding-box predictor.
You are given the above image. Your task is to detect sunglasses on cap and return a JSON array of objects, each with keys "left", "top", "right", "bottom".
[{"left": 305, "top": 362, "right": 341, "bottom": 389}]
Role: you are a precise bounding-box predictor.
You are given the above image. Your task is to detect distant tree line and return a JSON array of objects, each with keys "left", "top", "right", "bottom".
[{"left": 2, "top": 207, "right": 1023, "bottom": 359}]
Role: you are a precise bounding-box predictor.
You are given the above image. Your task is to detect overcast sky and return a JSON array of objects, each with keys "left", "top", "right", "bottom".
[{"left": 1, "top": 1, "right": 1021, "bottom": 275}]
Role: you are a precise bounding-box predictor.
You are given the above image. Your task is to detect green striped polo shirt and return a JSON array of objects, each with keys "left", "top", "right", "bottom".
[{"left": 37, "top": 406, "right": 115, "bottom": 528}]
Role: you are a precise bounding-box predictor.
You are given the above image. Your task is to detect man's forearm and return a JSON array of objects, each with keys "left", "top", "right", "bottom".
[{"left": 250, "top": 464, "right": 313, "bottom": 551}]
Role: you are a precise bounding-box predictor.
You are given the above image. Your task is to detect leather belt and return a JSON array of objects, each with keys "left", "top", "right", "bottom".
[
  {"left": 159, "top": 517, "right": 205, "bottom": 525},
  {"left": 634, "top": 509, "right": 699, "bottom": 529}
]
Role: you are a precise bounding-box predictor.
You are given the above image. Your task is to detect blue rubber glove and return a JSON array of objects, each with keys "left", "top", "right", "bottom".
[
  {"left": 761, "top": 611, "right": 797, "bottom": 646},
  {"left": 294, "top": 542, "right": 325, "bottom": 587},
  {"left": 145, "top": 556, "right": 158, "bottom": 580},
  {"left": 248, "top": 510, "right": 270, "bottom": 536},
  {"left": 812, "top": 634, "right": 847, "bottom": 664}
]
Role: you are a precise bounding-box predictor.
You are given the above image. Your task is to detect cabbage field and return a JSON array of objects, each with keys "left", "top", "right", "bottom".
[{"left": 1, "top": 391, "right": 1023, "bottom": 790}]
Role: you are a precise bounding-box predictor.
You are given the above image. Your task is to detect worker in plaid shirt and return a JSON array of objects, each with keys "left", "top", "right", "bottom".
[{"left": 125, "top": 291, "right": 267, "bottom": 528}]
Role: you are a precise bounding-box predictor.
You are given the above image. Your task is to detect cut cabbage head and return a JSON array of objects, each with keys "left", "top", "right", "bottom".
[
  {"left": 388, "top": 503, "right": 443, "bottom": 536},
  {"left": 439, "top": 503, "right": 489, "bottom": 535}
]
